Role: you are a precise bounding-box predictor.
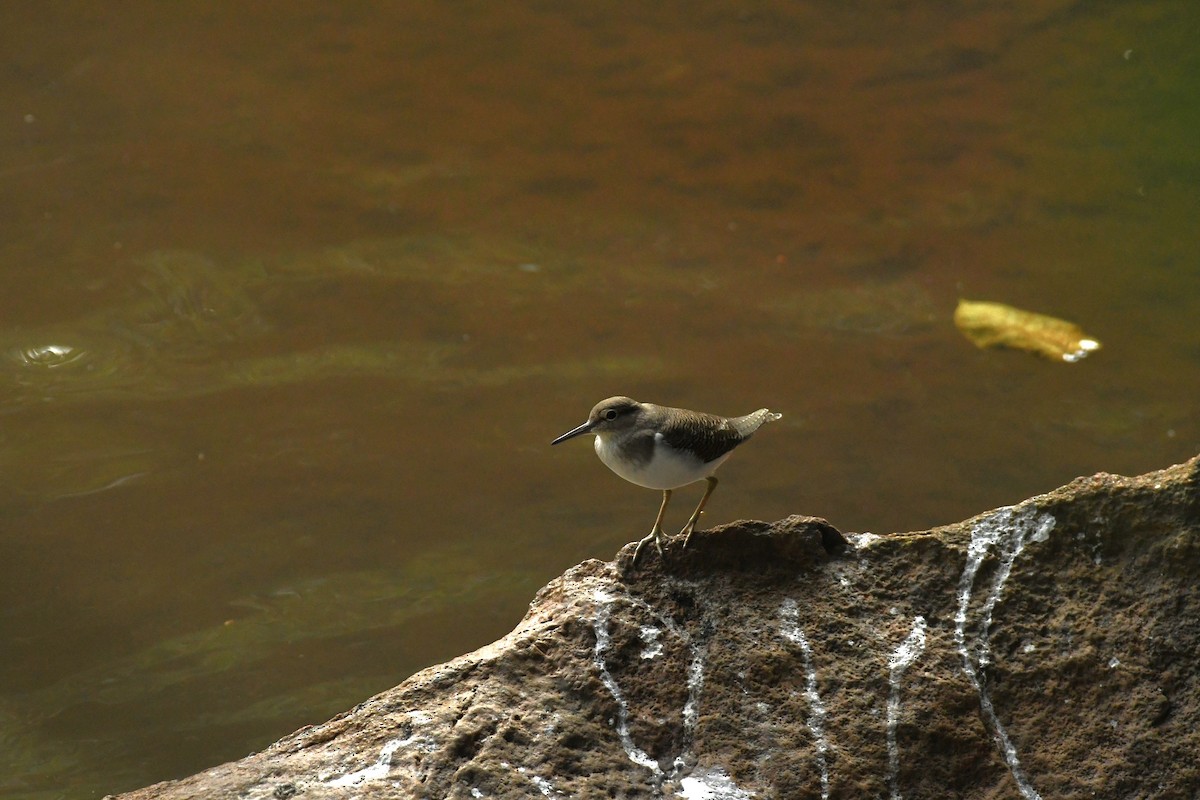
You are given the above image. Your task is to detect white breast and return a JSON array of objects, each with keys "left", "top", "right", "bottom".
[{"left": 594, "top": 432, "right": 730, "bottom": 490}]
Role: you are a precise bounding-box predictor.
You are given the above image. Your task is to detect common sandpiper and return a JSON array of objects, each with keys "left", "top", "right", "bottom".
[{"left": 551, "top": 396, "right": 782, "bottom": 565}]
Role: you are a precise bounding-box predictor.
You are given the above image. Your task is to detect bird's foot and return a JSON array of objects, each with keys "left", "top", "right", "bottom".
[
  {"left": 631, "top": 527, "right": 665, "bottom": 567},
  {"left": 679, "top": 518, "right": 701, "bottom": 550}
]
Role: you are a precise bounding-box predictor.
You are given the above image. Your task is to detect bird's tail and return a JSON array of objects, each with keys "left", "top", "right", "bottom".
[{"left": 731, "top": 408, "right": 782, "bottom": 438}]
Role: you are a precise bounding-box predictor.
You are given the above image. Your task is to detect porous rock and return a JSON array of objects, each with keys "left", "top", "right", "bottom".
[{"left": 112, "top": 456, "right": 1200, "bottom": 799}]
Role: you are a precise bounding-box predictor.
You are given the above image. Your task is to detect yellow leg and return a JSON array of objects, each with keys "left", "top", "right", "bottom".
[
  {"left": 680, "top": 476, "right": 718, "bottom": 549},
  {"left": 632, "top": 489, "right": 671, "bottom": 566}
]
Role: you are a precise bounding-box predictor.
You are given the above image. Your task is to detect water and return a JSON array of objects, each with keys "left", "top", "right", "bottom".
[{"left": 1, "top": 2, "right": 1197, "bottom": 797}]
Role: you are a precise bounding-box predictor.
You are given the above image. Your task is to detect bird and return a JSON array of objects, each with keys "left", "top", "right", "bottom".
[{"left": 551, "top": 396, "right": 782, "bottom": 565}]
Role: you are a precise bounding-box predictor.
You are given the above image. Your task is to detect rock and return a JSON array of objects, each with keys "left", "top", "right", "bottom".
[{"left": 111, "top": 457, "right": 1200, "bottom": 799}]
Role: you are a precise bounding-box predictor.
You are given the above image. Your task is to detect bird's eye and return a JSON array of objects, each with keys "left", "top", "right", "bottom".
[{"left": 604, "top": 409, "right": 618, "bottom": 420}]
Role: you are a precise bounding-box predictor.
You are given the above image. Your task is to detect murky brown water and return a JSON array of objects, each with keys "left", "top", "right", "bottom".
[{"left": 2, "top": 2, "right": 1198, "bottom": 796}]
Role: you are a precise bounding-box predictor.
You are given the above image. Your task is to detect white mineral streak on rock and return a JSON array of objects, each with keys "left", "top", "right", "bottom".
[
  {"left": 886, "top": 615, "right": 927, "bottom": 800},
  {"left": 325, "top": 709, "right": 434, "bottom": 787},
  {"left": 528, "top": 773, "right": 561, "bottom": 797},
  {"left": 640, "top": 624, "right": 664, "bottom": 659},
  {"left": 591, "top": 588, "right": 662, "bottom": 777},
  {"left": 780, "top": 598, "right": 830, "bottom": 800},
  {"left": 326, "top": 737, "right": 405, "bottom": 788},
  {"left": 955, "top": 506, "right": 1053, "bottom": 800},
  {"left": 979, "top": 509, "right": 1051, "bottom": 669},
  {"left": 591, "top": 584, "right": 709, "bottom": 787},
  {"left": 681, "top": 629, "right": 707, "bottom": 747},
  {"left": 849, "top": 532, "right": 882, "bottom": 548},
  {"left": 679, "top": 766, "right": 757, "bottom": 799},
  {"left": 1031, "top": 515, "right": 1054, "bottom": 542}
]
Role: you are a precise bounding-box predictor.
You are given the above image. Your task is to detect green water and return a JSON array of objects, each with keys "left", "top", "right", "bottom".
[{"left": 1, "top": 2, "right": 1197, "bottom": 796}]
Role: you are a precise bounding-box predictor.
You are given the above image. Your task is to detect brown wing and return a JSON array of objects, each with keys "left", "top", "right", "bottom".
[{"left": 660, "top": 413, "right": 746, "bottom": 465}]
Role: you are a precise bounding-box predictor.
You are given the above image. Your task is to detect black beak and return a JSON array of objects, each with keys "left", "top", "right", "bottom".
[{"left": 551, "top": 421, "right": 594, "bottom": 445}]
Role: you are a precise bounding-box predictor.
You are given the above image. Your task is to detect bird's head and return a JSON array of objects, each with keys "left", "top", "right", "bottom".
[{"left": 551, "top": 396, "right": 644, "bottom": 444}]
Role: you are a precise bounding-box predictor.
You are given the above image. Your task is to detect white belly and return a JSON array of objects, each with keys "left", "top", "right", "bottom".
[{"left": 594, "top": 432, "right": 729, "bottom": 490}]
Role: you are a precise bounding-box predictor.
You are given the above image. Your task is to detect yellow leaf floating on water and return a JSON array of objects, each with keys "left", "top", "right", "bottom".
[{"left": 954, "top": 299, "right": 1101, "bottom": 362}]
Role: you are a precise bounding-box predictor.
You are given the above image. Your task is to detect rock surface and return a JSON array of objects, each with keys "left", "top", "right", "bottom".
[{"left": 112, "top": 456, "right": 1200, "bottom": 800}]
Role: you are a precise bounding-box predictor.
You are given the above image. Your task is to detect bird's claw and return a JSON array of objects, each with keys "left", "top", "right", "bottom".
[
  {"left": 630, "top": 527, "right": 665, "bottom": 568},
  {"left": 679, "top": 519, "right": 700, "bottom": 550}
]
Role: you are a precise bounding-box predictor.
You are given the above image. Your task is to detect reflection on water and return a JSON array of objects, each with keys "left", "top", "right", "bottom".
[
  {"left": 2, "top": 243, "right": 661, "bottom": 419},
  {"left": 3, "top": 418, "right": 157, "bottom": 501},
  {"left": 20, "top": 551, "right": 536, "bottom": 717},
  {"left": 1, "top": 1, "right": 1198, "bottom": 798},
  {"left": 10, "top": 343, "right": 88, "bottom": 369},
  {"left": 2, "top": 547, "right": 539, "bottom": 799},
  {"left": 2, "top": 250, "right": 262, "bottom": 407}
]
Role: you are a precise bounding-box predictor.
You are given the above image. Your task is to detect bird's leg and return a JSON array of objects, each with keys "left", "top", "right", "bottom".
[
  {"left": 680, "top": 476, "right": 718, "bottom": 549},
  {"left": 632, "top": 489, "right": 671, "bottom": 566}
]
